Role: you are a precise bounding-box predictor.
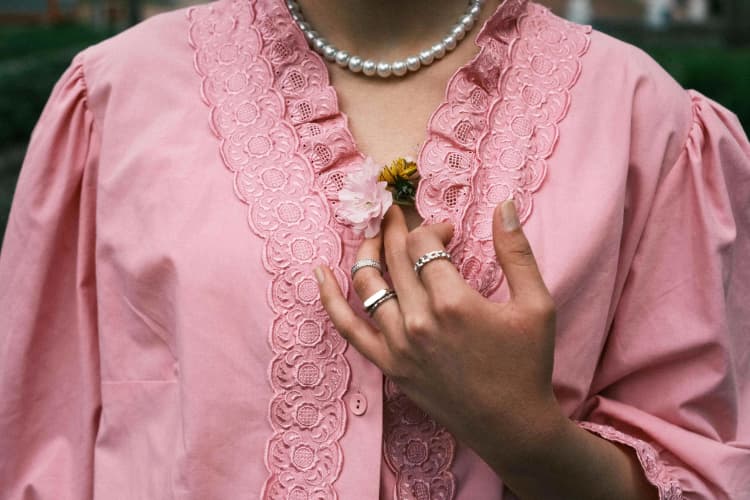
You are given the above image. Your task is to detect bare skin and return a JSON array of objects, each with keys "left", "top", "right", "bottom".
[
  {"left": 299, "top": 0, "right": 500, "bottom": 230},
  {"left": 302, "top": 1, "right": 660, "bottom": 498}
]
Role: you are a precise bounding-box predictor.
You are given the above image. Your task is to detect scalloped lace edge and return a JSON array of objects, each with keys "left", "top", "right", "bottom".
[{"left": 577, "top": 421, "right": 684, "bottom": 499}]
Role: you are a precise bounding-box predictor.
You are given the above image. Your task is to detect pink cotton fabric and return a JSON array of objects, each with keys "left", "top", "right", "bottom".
[{"left": 1, "top": 0, "right": 749, "bottom": 498}]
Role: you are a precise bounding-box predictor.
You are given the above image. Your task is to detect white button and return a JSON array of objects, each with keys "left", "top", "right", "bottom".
[{"left": 348, "top": 393, "right": 367, "bottom": 416}]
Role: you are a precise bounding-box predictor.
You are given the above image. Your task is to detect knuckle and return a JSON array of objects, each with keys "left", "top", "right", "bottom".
[
  {"left": 403, "top": 313, "right": 433, "bottom": 339},
  {"left": 432, "top": 293, "right": 466, "bottom": 320},
  {"left": 527, "top": 296, "right": 556, "bottom": 320},
  {"left": 510, "top": 242, "right": 535, "bottom": 265}
]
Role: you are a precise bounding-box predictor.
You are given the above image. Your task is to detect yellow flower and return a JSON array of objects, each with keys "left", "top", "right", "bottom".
[
  {"left": 378, "top": 157, "right": 419, "bottom": 206},
  {"left": 379, "top": 158, "right": 418, "bottom": 184}
]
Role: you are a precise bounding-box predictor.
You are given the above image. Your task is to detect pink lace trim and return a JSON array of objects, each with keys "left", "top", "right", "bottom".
[
  {"left": 577, "top": 421, "right": 684, "bottom": 499},
  {"left": 189, "top": 0, "right": 591, "bottom": 497},
  {"left": 188, "top": 1, "right": 355, "bottom": 497},
  {"left": 384, "top": 380, "right": 456, "bottom": 500},
  {"left": 416, "top": 2, "right": 591, "bottom": 295}
]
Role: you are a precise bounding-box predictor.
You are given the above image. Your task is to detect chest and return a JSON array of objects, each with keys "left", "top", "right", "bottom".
[{"left": 328, "top": 63, "right": 470, "bottom": 230}]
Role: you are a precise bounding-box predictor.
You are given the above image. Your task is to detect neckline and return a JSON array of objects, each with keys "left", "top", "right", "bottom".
[
  {"left": 276, "top": 0, "right": 530, "bottom": 224},
  {"left": 239, "top": 0, "right": 590, "bottom": 297}
]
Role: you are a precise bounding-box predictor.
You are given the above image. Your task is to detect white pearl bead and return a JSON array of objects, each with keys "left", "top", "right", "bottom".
[
  {"left": 312, "top": 37, "right": 327, "bottom": 51},
  {"left": 348, "top": 56, "right": 363, "bottom": 72},
  {"left": 460, "top": 15, "right": 476, "bottom": 30},
  {"left": 322, "top": 45, "right": 337, "bottom": 61},
  {"left": 419, "top": 49, "right": 435, "bottom": 66},
  {"left": 451, "top": 24, "right": 467, "bottom": 41},
  {"left": 376, "top": 62, "right": 392, "bottom": 78},
  {"left": 286, "top": 0, "right": 300, "bottom": 13},
  {"left": 335, "top": 50, "right": 350, "bottom": 66},
  {"left": 442, "top": 34, "right": 457, "bottom": 51},
  {"left": 406, "top": 56, "right": 421, "bottom": 72},
  {"left": 392, "top": 61, "right": 408, "bottom": 76},
  {"left": 431, "top": 43, "right": 447, "bottom": 60},
  {"left": 288, "top": 0, "right": 484, "bottom": 78},
  {"left": 362, "top": 60, "right": 377, "bottom": 76}
]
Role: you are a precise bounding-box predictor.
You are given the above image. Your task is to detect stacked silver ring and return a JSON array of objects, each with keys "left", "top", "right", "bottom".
[
  {"left": 285, "top": 0, "right": 484, "bottom": 78},
  {"left": 363, "top": 288, "right": 397, "bottom": 316},
  {"left": 351, "top": 259, "right": 383, "bottom": 280},
  {"left": 413, "top": 250, "right": 452, "bottom": 275}
]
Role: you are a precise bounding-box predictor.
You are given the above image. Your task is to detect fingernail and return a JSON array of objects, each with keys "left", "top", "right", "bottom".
[
  {"left": 313, "top": 266, "right": 325, "bottom": 285},
  {"left": 500, "top": 199, "right": 520, "bottom": 232}
]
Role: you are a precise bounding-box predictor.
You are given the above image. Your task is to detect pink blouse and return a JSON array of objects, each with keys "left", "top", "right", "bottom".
[{"left": 1, "top": 0, "right": 749, "bottom": 498}]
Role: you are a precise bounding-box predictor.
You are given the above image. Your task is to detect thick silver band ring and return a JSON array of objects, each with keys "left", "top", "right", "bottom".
[
  {"left": 351, "top": 259, "right": 383, "bottom": 280},
  {"left": 363, "top": 288, "right": 397, "bottom": 316},
  {"left": 413, "top": 250, "right": 452, "bottom": 275}
]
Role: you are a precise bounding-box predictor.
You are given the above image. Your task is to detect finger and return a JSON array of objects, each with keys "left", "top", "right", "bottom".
[
  {"left": 492, "top": 199, "right": 551, "bottom": 303},
  {"left": 382, "top": 206, "right": 429, "bottom": 314},
  {"left": 351, "top": 233, "right": 404, "bottom": 337},
  {"left": 406, "top": 222, "right": 470, "bottom": 306},
  {"left": 315, "top": 265, "right": 389, "bottom": 367}
]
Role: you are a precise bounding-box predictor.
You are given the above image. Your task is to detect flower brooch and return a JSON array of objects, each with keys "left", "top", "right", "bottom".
[{"left": 337, "top": 156, "right": 420, "bottom": 238}]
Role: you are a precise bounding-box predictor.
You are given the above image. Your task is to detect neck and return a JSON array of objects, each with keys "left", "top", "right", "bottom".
[{"left": 295, "top": 0, "right": 500, "bottom": 60}]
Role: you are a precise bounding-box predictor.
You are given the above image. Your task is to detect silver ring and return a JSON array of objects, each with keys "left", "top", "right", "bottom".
[
  {"left": 366, "top": 290, "right": 397, "bottom": 316},
  {"left": 413, "top": 250, "right": 452, "bottom": 275},
  {"left": 351, "top": 259, "right": 383, "bottom": 280},
  {"left": 362, "top": 288, "right": 397, "bottom": 315}
]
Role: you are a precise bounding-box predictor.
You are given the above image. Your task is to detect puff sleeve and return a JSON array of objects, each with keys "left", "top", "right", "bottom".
[
  {"left": 0, "top": 52, "right": 101, "bottom": 499},
  {"left": 576, "top": 91, "right": 750, "bottom": 499}
]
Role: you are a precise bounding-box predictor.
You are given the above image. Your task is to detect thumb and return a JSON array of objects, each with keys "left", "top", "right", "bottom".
[{"left": 492, "top": 199, "right": 549, "bottom": 303}]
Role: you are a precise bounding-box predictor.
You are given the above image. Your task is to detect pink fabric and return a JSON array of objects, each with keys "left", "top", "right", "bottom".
[{"left": 1, "top": 0, "right": 749, "bottom": 499}]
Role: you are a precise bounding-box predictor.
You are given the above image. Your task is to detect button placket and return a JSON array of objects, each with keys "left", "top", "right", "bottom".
[{"left": 348, "top": 392, "right": 367, "bottom": 416}]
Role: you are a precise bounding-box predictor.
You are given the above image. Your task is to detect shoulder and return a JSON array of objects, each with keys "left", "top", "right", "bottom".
[
  {"left": 68, "top": 2, "right": 222, "bottom": 122},
  {"left": 581, "top": 27, "right": 694, "bottom": 170},
  {"left": 510, "top": 3, "right": 694, "bottom": 147},
  {"left": 516, "top": 3, "right": 695, "bottom": 173},
  {"left": 585, "top": 27, "right": 690, "bottom": 112},
  {"left": 500, "top": 3, "right": 694, "bottom": 172},
  {"left": 75, "top": 3, "right": 215, "bottom": 95},
  {"left": 579, "top": 25, "right": 694, "bottom": 167},
  {"left": 83, "top": 3, "right": 201, "bottom": 66}
]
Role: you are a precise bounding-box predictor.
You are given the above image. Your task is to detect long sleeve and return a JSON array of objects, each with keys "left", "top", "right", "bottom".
[
  {"left": 0, "top": 52, "right": 101, "bottom": 499},
  {"left": 576, "top": 91, "right": 750, "bottom": 499}
]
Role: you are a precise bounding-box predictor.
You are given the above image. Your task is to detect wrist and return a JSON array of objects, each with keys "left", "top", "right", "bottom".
[
  {"left": 475, "top": 395, "right": 569, "bottom": 476},
  {"left": 507, "top": 398, "right": 570, "bottom": 470}
]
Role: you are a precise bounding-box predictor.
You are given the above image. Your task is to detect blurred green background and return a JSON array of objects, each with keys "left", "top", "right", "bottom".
[{"left": 1, "top": 0, "right": 749, "bottom": 240}]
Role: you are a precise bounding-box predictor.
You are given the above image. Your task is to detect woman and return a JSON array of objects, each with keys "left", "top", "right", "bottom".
[{"left": 0, "top": 0, "right": 748, "bottom": 498}]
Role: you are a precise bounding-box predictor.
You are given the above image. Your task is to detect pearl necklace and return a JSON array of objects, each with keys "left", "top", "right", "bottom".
[{"left": 285, "top": 0, "right": 485, "bottom": 78}]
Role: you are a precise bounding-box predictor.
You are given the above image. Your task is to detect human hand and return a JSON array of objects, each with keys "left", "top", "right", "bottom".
[{"left": 314, "top": 200, "right": 565, "bottom": 466}]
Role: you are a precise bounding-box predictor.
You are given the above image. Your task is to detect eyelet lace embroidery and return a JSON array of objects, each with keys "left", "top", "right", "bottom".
[
  {"left": 188, "top": 1, "right": 359, "bottom": 498},
  {"left": 386, "top": 3, "right": 591, "bottom": 498},
  {"left": 189, "top": 0, "right": 592, "bottom": 498},
  {"left": 416, "top": 1, "right": 591, "bottom": 296},
  {"left": 577, "top": 422, "right": 684, "bottom": 499},
  {"left": 384, "top": 379, "right": 456, "bottom": 500}
]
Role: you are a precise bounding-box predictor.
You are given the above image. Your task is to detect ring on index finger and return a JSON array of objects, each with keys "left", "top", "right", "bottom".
[{"left": 413, "top": 250, "right": 452, "bottom": 275}]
